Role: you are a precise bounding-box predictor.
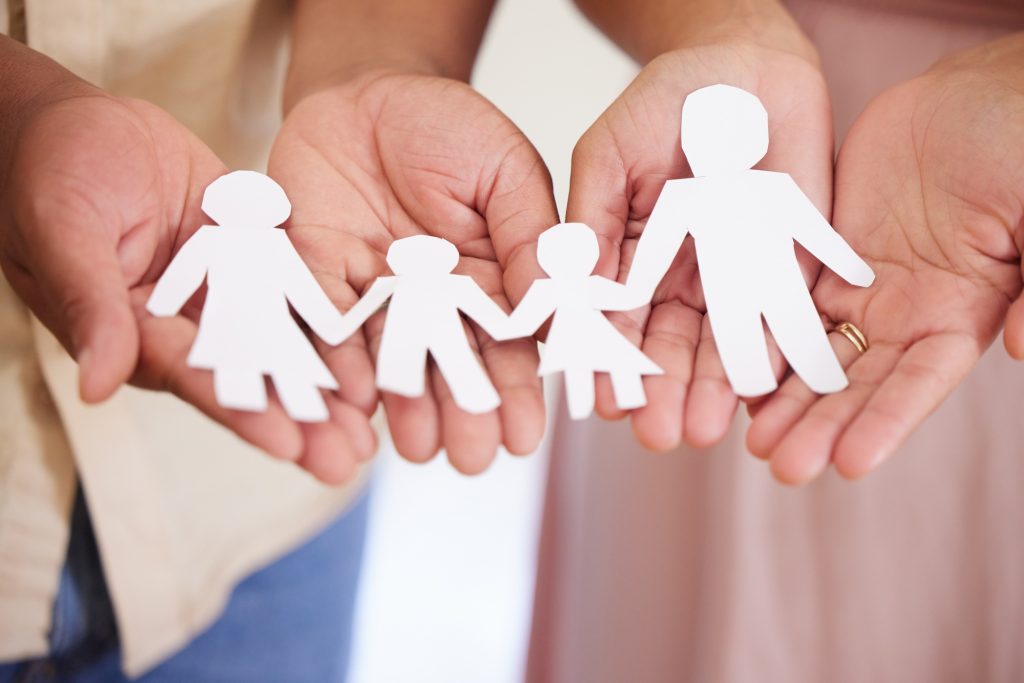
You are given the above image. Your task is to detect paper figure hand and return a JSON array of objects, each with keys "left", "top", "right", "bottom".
[
  {"left": 269, "top": 70, "right": 557, "bottom": 474},
  {"left": 747, "top": 52, "right": 1024, "bottom": 484},
  {"left": 566, "top": 40, "right": 834, "bottom": 451},
  {"left": 0, "top": 90, "right": 375, "bottom": 483}
]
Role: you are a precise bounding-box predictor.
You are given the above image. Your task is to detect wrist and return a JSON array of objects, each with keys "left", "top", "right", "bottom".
[
  {"left": 578, "top": 0, "right": 819, "bottom": 68},
  {"left": 284, "top": 52, "right": 449, "bottom": 114},
  {"left": 0, "top": 37, "right": 102, "bottom": 187},
  {"left": 283, "top": 0, "right": 496, "bottom": 113}
]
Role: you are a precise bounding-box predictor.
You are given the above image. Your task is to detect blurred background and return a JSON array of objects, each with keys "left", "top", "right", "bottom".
[{"left": 347, "top": 1, "right": 636, "bottom": 681}]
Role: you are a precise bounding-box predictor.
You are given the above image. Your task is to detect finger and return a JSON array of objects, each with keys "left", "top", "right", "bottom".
[
  {"left": 683, "top": 316, "right": 739, "bottom": 448},
  {"left": 363, "top": 316, "right": 442, "bottom": 463},
  {"left": 746, "top": 329, "right": 864, "bottom": 458},
  {"left": 20, "top": 208, "right": 138, "bottom": 403},
  {"left": 484, "top": 135, "right": 560, "bottom": 306},
  {"left": 478, "top": 334, "right": 546, "bottom": 456},
  {"left": 833, "top": 334, "right": 979, "bottom": 480},
  {"left": 428, "top": 314, "right": 501, "bottom": 474},
  {"left": 295, "top": 394, "right": 377, "bottom": 485},
  {"left": 593, "top": 311, "right": 647, "bottom": 421},
  {"left": 565, "top": 123, "right": 631, "bottom": 280},
  {"left": 132, "top": 299, "right": 304, "bottom": 461},
  {"left": 766, "top": 343, "right": 900, "bottom": 486},
  {"left": 430, "top": 360, "right": 502, "bottom": 476},
  {"left": 295, "top": 228, "right": 383, "bottom": 415},
  {"left": 593, "top": 239, "right": 649, "bottom": 420},
  {"left": 1004, "top": 292, "right": 1024, "bottom": 360},
  {"left": 630, "top": 300, "right": 702, "bottom": 451}
]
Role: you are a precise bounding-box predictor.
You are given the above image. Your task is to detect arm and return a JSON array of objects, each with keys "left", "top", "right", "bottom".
[
  {"left": 622, "top": 182, "right": 690, "bottom": 304},
  {"left": 275, "top": 231, "right": 345, "bottom": 342},
  {"left": 329, "top": 276, "right": 396, "bottom": 345},
  {"left": 146, "top": 228, "right": 214, "bottom": 317},
  {"left": 453, "top": 276, "right": 514, "bottom": 341},
  {"left": 783, "top": 176, "right": 875, "bottom": 287},
  {"left": 502, "top": 281, "right": 556, "bottom": 339},
  {"left": 285, "top": 0, "right": 498, "bottom": 110},
  {"left": 571, "top": 0, "right": 816, "bottom": 64}
]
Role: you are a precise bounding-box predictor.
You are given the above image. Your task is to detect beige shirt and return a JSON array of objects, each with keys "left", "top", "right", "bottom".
[{"left": 0, "top": 0, "right": 367, "bottom": 676}]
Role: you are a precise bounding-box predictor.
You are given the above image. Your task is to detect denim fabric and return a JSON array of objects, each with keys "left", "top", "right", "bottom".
[{"left": 0, "top": 487, "right": 370, "bottom": 683}]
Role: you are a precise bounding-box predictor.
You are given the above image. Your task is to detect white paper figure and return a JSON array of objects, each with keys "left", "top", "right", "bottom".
[
  {"left": 334, "top": 235, "right": 510, "bottom": 415},
  {"left": 147, "top": 170, "right": 344, "bottom": 422},
  {"left": 624, "top": 84, "right": 875, "bottom": 396},
  {"left": 502, "top": 223, "right": 662, "bottom": 420}
]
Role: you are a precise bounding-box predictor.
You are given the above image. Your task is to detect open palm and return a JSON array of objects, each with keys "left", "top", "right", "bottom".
[
  {"left": 269, "top": 71, "right": 557, "bottom": 474},
  {"left": 566, "top": 41, "right": 834, "bottom": 450},
  {"left": 0, "top": 93, "right": 377, "bottom": 482},
  {"left": 747, "top": 69, "right": 1024, "bottom": 484}
]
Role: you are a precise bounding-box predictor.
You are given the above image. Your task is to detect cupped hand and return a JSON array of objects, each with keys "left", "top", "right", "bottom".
[
  {"left": 566, "top": 39, "right": 834, "bottom": 451},
  {"left": 268, "top": 70, "right": 557, "bottom": 474},
  {"left": 0, "top": 88, "right": 375, "bottom": 484},
  {"left": 747, "top": 56, "right": 1024, "bottom": 484}
]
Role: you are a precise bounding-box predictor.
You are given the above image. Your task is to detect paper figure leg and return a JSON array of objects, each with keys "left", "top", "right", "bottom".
[
  {"left": 376, "top": 342, "right": 429, "bottom": 398},
  {"left": 609, "top": 371, "right": 647, "bottom": 411},
  {"left": 563, "top": 368, "right": 596, "bottom": 421},
  {"left": 271, "top": 373, "right": 330, "bottom": 423},
  {"left": 707, "top": 306, "right": 777, "bottom": 397},
  {"left": 762, "top": 291, "right": 849, "bottom": 394},
  {"left": 429, "top": 339, "right": 500, "bottom": 415},
  {"left": 214, "top": 368, "right": 268, "bottom": 413}
]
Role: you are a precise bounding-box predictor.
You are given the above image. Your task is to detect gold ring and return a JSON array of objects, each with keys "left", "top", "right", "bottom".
[{"left": 833, "top": 321, "right": 869, "bottom": 354}]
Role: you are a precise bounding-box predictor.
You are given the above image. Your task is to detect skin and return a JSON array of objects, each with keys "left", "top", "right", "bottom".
[
  {"left": 274, "top": 0, "right": 556, "bottom": 474},
  {"left": 0, "top": 36, "right": 376, "bottom": 484},
  {"left": 747, "top": 34, "right": 1024, "bottom": 484},
  {"left": 577, "top": 0, "right": 1024, "bottom": 484},
  {"left": 563, "top": 0, "right": 835, "bottom": 452}
]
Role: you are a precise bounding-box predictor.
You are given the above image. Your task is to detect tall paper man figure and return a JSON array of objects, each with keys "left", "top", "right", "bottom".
[
  {"left": 503, "top": 223, "right": 662, "bottom": 420},
  {"left": 147, "top": 170, "right": 345, "bottom": 422},
  {"left": 625, "top": 84, "right": 875, "bottom": 396},
  {"left": 334, "top": 235, "right": 510, "bottom": 414}
]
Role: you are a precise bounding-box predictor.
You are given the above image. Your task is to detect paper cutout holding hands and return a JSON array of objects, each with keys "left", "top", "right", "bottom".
[
  {"left": 625, "top": 84, "right": 875, "bottom": 396},
  {"left": 334, "top": 235, "right": 510, "bottom": 415},
  {"left": 503, "top": 223, "right": 662, "bottom": 420},
  {"left": 147, "top": 170, "right": 344, "bottom": 422}
]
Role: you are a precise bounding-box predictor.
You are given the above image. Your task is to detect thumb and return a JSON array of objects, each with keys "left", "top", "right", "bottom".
[
  {"left": 23, "top": 211, "right": 139, "bottom": 403},
  {"left": 1004, "top": 284, "right": 1024, "bottom": 361},
  {"left": 483, "top": 135, "right": 559, "bottom": 305}
]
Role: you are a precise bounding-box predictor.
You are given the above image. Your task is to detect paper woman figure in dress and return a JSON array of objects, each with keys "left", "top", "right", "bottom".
[
  {"left": 333, "top": 235, "right": 510, "bottom": 415},
  {"left": 147, "top": 171, "right": 344, "bottom": 422},
  {"left": 625, "top": 84, "right": 875, "bottom": 396},
  {"left": 503, "top": 223, "right": 662, "bottom": 420}
]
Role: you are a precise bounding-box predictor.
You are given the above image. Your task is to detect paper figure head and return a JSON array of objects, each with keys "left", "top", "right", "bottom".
[
  {"left": 537, "top": 222, "right": 599, "bottom": 278},
  {"left": 680, "top": 84, "right": 768, "bottom": 177},
  {"left": 387, "top": 235, "right": 460, "bottom": 275},
  {"left": 202, "top": 170, "right": 292, "bottom": 228}
]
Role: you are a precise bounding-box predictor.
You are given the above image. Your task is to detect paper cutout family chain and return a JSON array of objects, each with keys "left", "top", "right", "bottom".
[{"left": 147, "top": 84, "right": 875, "bottom": 423}]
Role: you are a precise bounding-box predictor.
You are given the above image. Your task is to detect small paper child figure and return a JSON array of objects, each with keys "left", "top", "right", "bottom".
[
  {"left": 333, "top": 235, "right": 510, "bottom": 415},
  {"left": 625, "top": 84, "right": 875, "bottom": 396},
  {"left": 503, "top": 223, "right": 662, "bottom": 420},
  {"left": 146, "top": 170, "right": 344, "bottom": 422}
]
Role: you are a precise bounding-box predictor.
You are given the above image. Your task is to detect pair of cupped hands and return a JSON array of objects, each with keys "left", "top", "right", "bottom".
[{"left": 4, "top": 36, "right": 1024, "bottom": 487}]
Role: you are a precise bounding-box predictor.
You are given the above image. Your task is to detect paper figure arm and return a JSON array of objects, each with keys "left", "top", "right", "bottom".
[
  {"left": 500, "top": 280, "right": 556, "bottom": 340},
  {"left": 783, "top": 175, "right": 875, "bottom": 287},
  {"left": 622, "top": 180, "right": 691, "bottom": 305},
  {"left": 276, "top": 231, "right": 347, "bottom": 343},
  {"left": 330, "top": 276, "right": 397, "bottom": 345},
  {"left": 587, "top": 276, "right": 645, "bottom": 311},
  {"left": 452, "top": 276, "right": 516, "bottom": 341},
  {"left": 146, "top": 227, "right": 214, "bottom": 317}
]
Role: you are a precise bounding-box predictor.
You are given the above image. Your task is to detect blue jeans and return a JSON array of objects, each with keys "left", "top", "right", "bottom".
[{"left": 0, "top": 487, "right": 370, "bottom": 683}]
